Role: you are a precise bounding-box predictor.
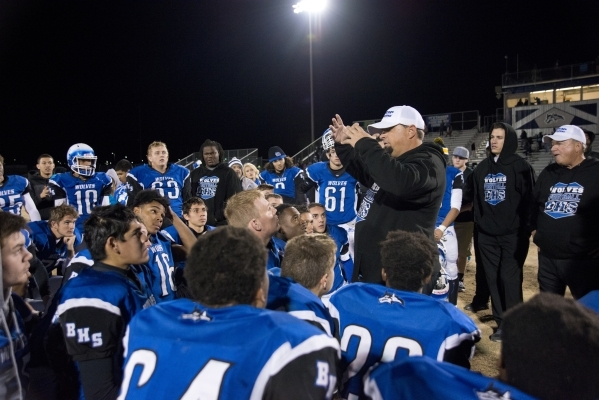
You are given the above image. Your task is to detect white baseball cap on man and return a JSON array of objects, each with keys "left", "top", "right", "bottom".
[
  {"left": 543, "top": 125, "right": 586, "bottom": 145},
  {"left": 367, "top": 106, "right": 425, "bottom": 135}
]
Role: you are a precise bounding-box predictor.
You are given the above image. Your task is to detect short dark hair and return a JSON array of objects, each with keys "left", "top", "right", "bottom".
[
  {"left": 37, "top": 154, "right": 53, "bottom": 163},
  {"left": 0, "top": 213, "right": 26, "bottom": 249},
  {"left": 49, "top": 204, "right": 79, "bottom": 224},
  {"left": 380, "top": 230, "right": 435, "bottom": 292},
  {"left": 83, "top": 204, "right": 140, "bottom": 261},
  {"left": 281, "top": 234, "right": 336, "bottom": 290},
  {"left": 308, "top": 203, "right": 326, "bottom": 213},
  {"left": 264, "top": 193, "right": 282, "bottom": 201},
  {"left": 130, "top": 189, "right": 170, "bottom": 210},
  {"left": 265, "top": 157, "right": 294, "bottom": 173},
  {"left": 185, "top": 226, "right": 267, "bottom": 306},
  {"left": 199, "top": 139, "right": 225, "bottom": 165},
  {"left": 295, "top": 205, "right": 310, "bottom": 214},
  {"left": 257, "top": 184, "right": 275, "bottom": 192},
  {"left": 275, "top": 203, "right": 295, "bottom": 217},
  {"left": 502, "top": 293, "right": 599, "bottom": 400},
  {"left": 183, "top": 197, "right": 207, "bottom": 216},
  {"left": 114, "top": 159, "right": 133, "bottom": 172}
]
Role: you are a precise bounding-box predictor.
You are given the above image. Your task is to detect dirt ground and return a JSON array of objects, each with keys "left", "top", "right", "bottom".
[{"left": 459, "top": 238, "right": 557, "bottom": 377}]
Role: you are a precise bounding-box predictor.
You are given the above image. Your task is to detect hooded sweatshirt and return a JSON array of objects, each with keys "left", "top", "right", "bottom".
[
  {"left": 190, "top": 163, "right": 242, "bottom": 226},
  {"left": 531, "top": 157, "right": 599, "bottom": 259},
  {"left": 27, "top": 171, "right": 55, "bottom": 220},
  {"left": 336, "top": 138, "right": 446, "bottom": 283},
  {"left": 463, "top": 123, "right": 536, "bottom": 236}
]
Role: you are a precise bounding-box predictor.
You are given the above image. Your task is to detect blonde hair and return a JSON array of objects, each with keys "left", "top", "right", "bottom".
[
  {"left": 147, "top": 141, "right": 168, "bottom": 155},
  {"left": 243, "top": 163, "right": 259, "bottom": 177},
  {"left": 281, "top": 234, "right": 337, "bottom": 290},
  {"left": 225, "top": 190, "right": 263, "bottom": 228}
]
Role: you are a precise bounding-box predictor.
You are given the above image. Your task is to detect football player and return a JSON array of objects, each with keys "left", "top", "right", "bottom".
[
  {"left": 309, "top": 203, "right": 352, "bottom": 292},
  {"left": 0, "top": 154, "right": 42, "bottom": 221},
  {"left": 131, "top": 190, "right": 197, "bottom": 302},
  {"left": 268, "top": 234, "right": 337, "bottom": 336},
  {"left": 56, "top": 204, "right": 156, "bottom": 400},
  {"left": 50, "top": 143, "right": 112, "bottom": 231},
  {"left": 259, "top": 145, "right": 305, "bottom": 204},
  {"left": 128, "top": 142, "right": 190, "bottom": 217},
  {"left": 119, "top": 226, "right": 340, "bottom": 399},
  {"left": 274, "top": 204, "right": 306, "bottom": 242},
  {"left": 324, "top": 230, "right": 480, "bottom": 399}
]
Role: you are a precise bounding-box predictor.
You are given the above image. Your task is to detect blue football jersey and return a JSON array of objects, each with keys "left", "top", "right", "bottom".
[
  {"left": 49, "top": 172, "right": 112, "bottom": 231},
  {"left": 128, "top": 164, "right": 190, "bottom": 217},
  {"left": 324, "top": 283, "right": 480, "bottom": 399},
  {"left": 326, "top": 224, "right": 351, "bottom": 293},
  {"left": 267, "top": 237, "right": 285, "bottom": 272},
  {"left": 579, "top": 290, "right": 599, "bottom": 315},
  {"left": 306, "top": 162, "right": 358, "bottom": 225},
  {"left": 144, "top": 232, "right": 177, "bottom": 302},
  {"left": 113, "top": 182, "right": 132, "bottom": 205},
  {"left": 267, "top": 275, "right": 335, "bottom": 336},
  {"left": 28, "top": 221, "right": 83, "bottom": 272},
  {"left": 260, "top": 166, "right": 303, "bottom": 201},
  {"left": 436, "top": 166, "right": 464, "bottom": 226},
  {"left": 364, "top": 356, "right": 537, "bottom": 400},
  {"left": 0, "top": 300, "right": 29, "bottom": 398},
  {"left": 0, "top": 175, "right": 30, "bottom": 215},
  {"left": 118, "top": 299, "right": 340, "bottom": 400}
]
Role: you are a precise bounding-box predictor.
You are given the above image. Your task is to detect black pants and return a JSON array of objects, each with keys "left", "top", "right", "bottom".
[
  {"left": 538, "top": 252, "right": 599, "bottom": 299},
  {"left": 471, "top": 224, "right": 490, "bottom": 306},
  {"left": 477, "top": 230, "right": 529, "bottom": 326}
]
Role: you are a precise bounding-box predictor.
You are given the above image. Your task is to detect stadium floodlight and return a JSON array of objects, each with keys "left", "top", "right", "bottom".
[{"left": 293, "top": 0, "right": 327, "bottom": 14}]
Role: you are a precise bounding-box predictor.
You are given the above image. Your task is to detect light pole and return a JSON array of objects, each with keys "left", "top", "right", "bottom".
[{"left": 293, "top": 0, "right": 327, "bottom": 143}]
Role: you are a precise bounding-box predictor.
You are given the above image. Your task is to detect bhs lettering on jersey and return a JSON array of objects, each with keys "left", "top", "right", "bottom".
[
  {"left": 315, "top": 361, "right": 337, "bottom": 398},
  {"left": 199, "top": 176, "right": 219, "bottom": 200},
  {"left": 483, "top": 173, "right": 506, "bottom": 205},
  {"left": 65, "top": 322, "right": 103, "bottom": 347},
  {"left": 0, "top": 189, "right": 15, "bottom": 196},
  {"left": 544, "top": 182, "right": 583, "bottom": 219}
]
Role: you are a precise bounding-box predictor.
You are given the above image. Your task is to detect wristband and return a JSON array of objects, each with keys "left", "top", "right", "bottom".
[{"left": 437, "top": 225, "right": 447, "bottom": 232}]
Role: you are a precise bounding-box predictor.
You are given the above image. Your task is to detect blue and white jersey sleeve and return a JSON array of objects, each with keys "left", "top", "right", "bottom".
[
  {"left": 0, "top": 175, "right": 29, "bottom": 215},
  {"left": 144, "top": 232, "right": 177, "bottom": 302}
]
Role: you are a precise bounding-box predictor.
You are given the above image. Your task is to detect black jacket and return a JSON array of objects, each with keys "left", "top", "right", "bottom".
[
  {"left": 531, "top": 157, "right": 599, "bottom": 259},
  {"left": 28, "top": 171, "right": 55, "bottom": 220},
  {"left": 190, "top": 163, "right": 242, "bottom": 226},
  {"left": 336, "top": 138, "right": 446, "bottom": 283},
  {"left": 463, "top": 123, "right": 535, "bottom": 236}
]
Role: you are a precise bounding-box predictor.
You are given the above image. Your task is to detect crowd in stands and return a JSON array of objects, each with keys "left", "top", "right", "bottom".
[{"left": 0, "top": 106, "right": 598, "bottom": 399}]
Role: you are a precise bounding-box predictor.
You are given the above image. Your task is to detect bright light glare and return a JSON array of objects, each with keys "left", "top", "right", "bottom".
[{"left": 293, "top": 0, "right": 327, "bottom": 14}]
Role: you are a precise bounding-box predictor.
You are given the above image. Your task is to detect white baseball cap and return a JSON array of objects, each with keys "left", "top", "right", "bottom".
[
  {"left": 543, "top": 125, "right": 586, "bottom": 145},
  {"left": 367, "top": 106, "right": 425, "bottom": 135}
]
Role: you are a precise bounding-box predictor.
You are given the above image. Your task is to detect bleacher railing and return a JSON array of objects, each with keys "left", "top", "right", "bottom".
[
  {"left": 291, "top": 137, "right": 323, "bottom": 167},
  {"left": 502, "top": 61, "right": 598, "bottom": 88}
]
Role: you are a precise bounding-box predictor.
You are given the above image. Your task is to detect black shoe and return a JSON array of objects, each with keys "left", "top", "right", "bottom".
[
  {"left": 489, "top": 328, "right": 502, "bottom": 342},
  {"left": 464, "top": 302, "right": 489, "bottom": 312}
]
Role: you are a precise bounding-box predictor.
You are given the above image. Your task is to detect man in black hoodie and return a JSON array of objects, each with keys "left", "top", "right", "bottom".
[
  {"left": 190, "top": 139, "right": 242, "bottom": 226},
  {"left": 463, "top": 122, "right": 535, "bottom": 342},
  {"left": 28, "top": 154, "right": 56, "bottom": 220},
  {"left": 532, "top": 125, "right": 599, "bottom": 299},
  {"left": 329, "top": 106, "right": 446, "bottom": 291}
]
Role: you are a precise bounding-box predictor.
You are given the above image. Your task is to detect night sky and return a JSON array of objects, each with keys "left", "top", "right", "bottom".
[{"left": 1, "top": 0, "right": 597, "bottom": 167}]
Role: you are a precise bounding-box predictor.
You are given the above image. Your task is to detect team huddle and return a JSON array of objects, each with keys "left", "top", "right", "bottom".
[{"left": 1, "top": 105, "right": 599, "bottom": 399}]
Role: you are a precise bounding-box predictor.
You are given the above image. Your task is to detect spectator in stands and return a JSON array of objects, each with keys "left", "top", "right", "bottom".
[
  {"left": 446, "top": 124, "right": 453, "bottom": 138},
  {"left": 0, "top": 213, "right": 33, "bottom": 399},
  {"left": 243, "top": 162, "right": 262, "bottom": 185},
  {"left": 324, "top": 230, "right": 480, "bottom": 399},
  {"left": 583, "top": 128, "right": 599, "bottom": 158},
  {"left": 224, "top": 190, "right": 282, "bottom": 272},
  {"left": 329, "top": 107, "right": 446, "bottom": 290},
  {"left": 267, "top": 234, "right": 337, "bottom": 335},
  {"left": 114, "top": 159, "right": 132, "bottom": 185},
  {"left": 274, "top": 204, "right": 306, "bottom": 242},
  {"left": 532, "top": 125, "right": 599, "bottom": 299},
  {"left": 113, "top": 159, "right": 135, "bottom": 205},
  {"left": 501, "top": 293, "right": 599, "bottom": 400},
  {"left": 190, "top": 139, "right": 242, "bottom": 226},
  {"left": 229, "top": 157, "right": 258, "bottom": 191},
  {"left": 265, "top": 193, "right": 283, "bottom": 209},
  {"left": 536, "top": 132, "right": 543, "bottom": 152},
  {"left": 259, "top": 146, "right": 305, "bottom": 204},
  {"left": 0, "top": 154, "right": 42, "bottom": 221},
  {"left": 439, "top": 119, "right": 446, "bottom": 135},
  {"left": 520, "top": 130, "right": 527, "bottom": 149},
  {"left": 462, "top": 122, "right": 535, "bottom": 342},
  {"left": 28, "top": 154, "right": 56, "bottom": 220}
]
